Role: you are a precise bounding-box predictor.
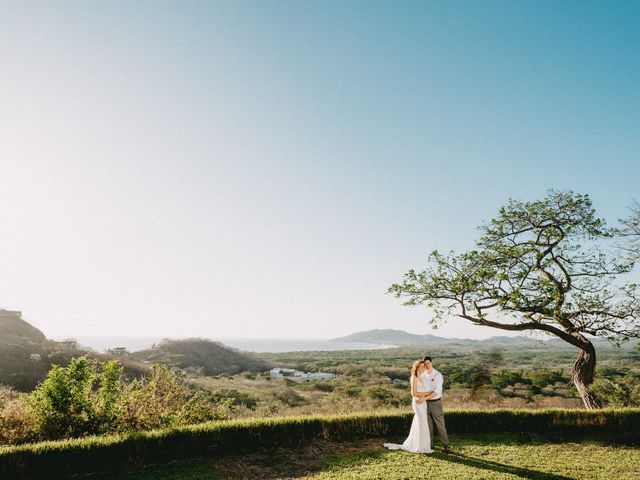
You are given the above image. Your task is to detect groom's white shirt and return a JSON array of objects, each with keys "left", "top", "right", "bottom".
[{"left": 420, "top": 368, "right": 443, "bottom": 400}]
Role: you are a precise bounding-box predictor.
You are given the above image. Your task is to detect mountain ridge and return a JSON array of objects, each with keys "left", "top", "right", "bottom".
[{"left": 331, "top": 329, "right": 534, "bottom": 346}]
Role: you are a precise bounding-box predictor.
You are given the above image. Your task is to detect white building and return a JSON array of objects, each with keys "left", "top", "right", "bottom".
[
  {"left": 270, "top": 367, "right": 337, "bottom": 381},
  {"left": 270, "top": 368, "right": 304, "bottom": 378}
]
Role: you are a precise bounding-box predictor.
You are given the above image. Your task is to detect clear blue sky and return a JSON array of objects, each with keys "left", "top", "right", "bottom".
[{"left": 1, "top": 1, "right": 638, "bottom": 339}]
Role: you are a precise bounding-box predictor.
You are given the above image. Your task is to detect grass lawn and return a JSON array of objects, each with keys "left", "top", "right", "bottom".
[{"left": 93, "top": 433, "right": 640, "bottom": 480}]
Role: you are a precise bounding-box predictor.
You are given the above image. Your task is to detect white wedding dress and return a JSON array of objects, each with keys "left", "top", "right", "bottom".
[{"left": 384, "top": 376, "right": 433, "bottom": 453}]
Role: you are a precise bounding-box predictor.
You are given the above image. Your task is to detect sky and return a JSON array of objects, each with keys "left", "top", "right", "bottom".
[{"left": 0, "top": 1, "right": 638, "bottom": 340}]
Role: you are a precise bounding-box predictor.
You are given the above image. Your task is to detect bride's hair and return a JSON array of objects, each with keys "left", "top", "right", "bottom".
[{"left": 410, "top": 360, "right": 423, "bottom": 378}]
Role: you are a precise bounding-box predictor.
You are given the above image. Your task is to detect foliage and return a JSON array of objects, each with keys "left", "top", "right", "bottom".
[
  {"left": 448, "top": 363, "right": 491, "bottom": 389},
  {"left": 275, "top": 388, "right": 307, "bottom": 407},
  {"left": 29, "top": 358, "right": 104, "bottom": 439},
  {"left": 591, "top": 375, "right": 640, "bottom": 407},
  {"left": 0, "top": 387, "right": 36, "bottom": 445},
  {"left": 617, "top": 199, "right": 640, "bottom": 262},
  {"left": 208, "top": 389, "right": 258, "bottom": 410},
  {"left": 118, "top": 364, "right": 217, "bottom": 431},
  {"left": 491, "top": 370, "right": 530, "bottom": 391},
  {"left": 0, "top": 358, "right": 227, "bottom": 445},
  {"left": 131, "top": 338, "right": 270, "bottom": 375}
]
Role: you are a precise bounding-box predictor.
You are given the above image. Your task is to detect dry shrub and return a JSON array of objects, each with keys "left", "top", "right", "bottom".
[{"left": 0, "top": 391, "right": 37, "bottom": 444}]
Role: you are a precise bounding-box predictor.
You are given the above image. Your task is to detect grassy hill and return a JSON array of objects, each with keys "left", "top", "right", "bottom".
[
  {"left": 131, "top": 338, "right": 271, "bottom": 376},
  {"left": 0, "top": 310, "right": 46, "bottom": 346},
  {"left": 0, "top": 313, "right": 269, "bottom": 390},
  {"left": 0, "top": 311, "right": 149, "bottom": 391}
]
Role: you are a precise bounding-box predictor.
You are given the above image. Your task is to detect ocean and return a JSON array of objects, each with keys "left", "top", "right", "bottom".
[{"left": 62, "top": 336, "right": 393, "bottom": 353}]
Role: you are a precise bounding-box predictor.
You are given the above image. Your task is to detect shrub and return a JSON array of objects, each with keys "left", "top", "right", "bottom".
[
  {"left": 3, "top": 359, "right": 221, "bottom": 445},
  {"left": 275, "top": 389, "right": 306, "bottom": 407},
  {"left": 0, "top": 391, "right": 37, "bottom": 445},
  {"left": 591, "top": 377, "right": 640, "bottom": 407},
  {"left": 313, "top": 382, "right": 334, "bottom": 393},
  {"left": 343, "top": 387, "right": 361, "bottom": 398},
  {"left": 448, "top": 364, "right": 491, "bottom": 389},
  {"left": 528, "top": 370, "right": 567, "bottom": 389},
  {"left": 365, "top": 386, "right": 393, "bottom": 402},
  {"left": 29, "top": 358, "right": 98, "bottom": 439},
  {"left": 208, "top": 389, "right": 258, "bottom": 410},
  {"left": 491, "top": 370, "right": 530, "bottom": 391},
  {"left": 118, "top": 364, "right": 211, "bottom": 431}
]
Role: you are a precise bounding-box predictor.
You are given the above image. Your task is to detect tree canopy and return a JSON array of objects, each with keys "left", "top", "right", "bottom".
[{"left": 389, "top": 191, "right": 640, "bottom": 408}]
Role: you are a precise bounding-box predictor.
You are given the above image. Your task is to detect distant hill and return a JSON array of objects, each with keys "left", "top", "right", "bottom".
[
  {"left": 331, "top": 329, "right": 454, "bottom": 345},
  {"left": 331, "top": 329, "right": 534, "bottom": 346},
  {"left": 131, "top": 338, "right": 271, "bottom": 376},
  {"left": 0, "top": 310, "right": 46, "bottom": 346},
  {"left": 0, "top": 310, "right": 150, "bottom": 391},
  {"left": 0, "top": 310, "right": 85, "bottom": 390}
]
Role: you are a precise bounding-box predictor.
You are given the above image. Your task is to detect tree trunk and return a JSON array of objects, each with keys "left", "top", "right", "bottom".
[{"left": 571, "top": 341, "right": 602, "bottom": 409}]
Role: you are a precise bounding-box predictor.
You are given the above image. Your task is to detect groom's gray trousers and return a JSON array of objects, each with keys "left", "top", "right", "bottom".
[{"left": 426, "top": 399, "right": 449, "bottom": 447}]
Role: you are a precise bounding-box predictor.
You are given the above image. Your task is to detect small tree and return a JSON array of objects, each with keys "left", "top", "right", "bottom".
[
  {"left": 389, "top": 191, "right": 640, "bottom": 409},
  {"left": 29, "top": 358, "right": 97, "bottom": 439},
  {"left": 29, "top": 358, "right": 125, "bottom": 439}
]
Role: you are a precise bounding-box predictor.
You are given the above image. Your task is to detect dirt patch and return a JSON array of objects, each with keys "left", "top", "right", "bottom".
[{"left": 206, "top": 438, "right": 385, "bottom": 479}]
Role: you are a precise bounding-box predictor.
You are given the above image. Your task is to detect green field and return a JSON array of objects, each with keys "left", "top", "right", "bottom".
[{"left": 96, "top": 434, "right": 639, "bottom": 480}]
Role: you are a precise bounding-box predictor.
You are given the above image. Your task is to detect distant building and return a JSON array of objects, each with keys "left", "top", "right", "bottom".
[
  {"left": 270, "top": 368, "right": 303, "bottom": 378},
  {"left": 270, "top": 367, "right": 336, "bottom": 381},
  {"left": 0, "top": 309, "right": 47, "bottom": 343}
]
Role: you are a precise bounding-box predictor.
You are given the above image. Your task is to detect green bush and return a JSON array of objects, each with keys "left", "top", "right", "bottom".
[
  {"left": 208, "top": 389, "right": 258, "bottom": 410},
  {"left": 275, "top": 389, "right": 306, "bottom": 407},
  {"left": 365, "top": 386, "right": 393, "bottom": 402},
  {"left": 3, "top": 359, "right": 221, "bottom": 445},
  {"left": 490, "top": 370, "right": 530, "bottom": 390},
  {"left": 448, "top": 364, "right": 491, "bottom": 389},
  {"left": 29, "top": 358, "right": 122, "bottom": 439},
  {"left": 0, "top": 409, "right": 638, "bottom": 479},
  {"left": 117, "top": 364, "right": 214, "bottom": 431},
  {"left": 591, "top": 376, "right": 640, "bottom": 407},
  {"left": 527, "top": 370, "right": 567, "bottom": 389}
]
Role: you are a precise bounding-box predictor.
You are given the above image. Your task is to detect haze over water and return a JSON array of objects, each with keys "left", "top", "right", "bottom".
[{"left": 58, "top": 335, "right": 393, "bottom": 353}]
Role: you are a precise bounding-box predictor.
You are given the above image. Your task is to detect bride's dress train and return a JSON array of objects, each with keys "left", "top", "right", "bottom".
[{"left": 384, "top": 398, "right": 433, "bottom": 454}]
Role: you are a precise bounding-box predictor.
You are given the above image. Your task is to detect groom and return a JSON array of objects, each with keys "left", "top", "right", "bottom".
[{"left": 420, "top": 355, "right": 451, "bottom": 453}]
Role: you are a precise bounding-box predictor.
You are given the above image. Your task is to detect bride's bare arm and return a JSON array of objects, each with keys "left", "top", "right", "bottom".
[{"left": 411, "top": 379, "right": 432, "bottom": 402}]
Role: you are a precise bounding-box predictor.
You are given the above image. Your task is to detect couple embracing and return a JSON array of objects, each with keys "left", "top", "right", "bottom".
[{"left": 384, "top": 356, "right": 451, "bottom": 454}]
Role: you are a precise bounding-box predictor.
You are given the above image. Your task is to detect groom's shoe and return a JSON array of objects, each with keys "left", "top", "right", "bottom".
[{"left": 442, "top": 446, "right": 452, "bottom": 455}]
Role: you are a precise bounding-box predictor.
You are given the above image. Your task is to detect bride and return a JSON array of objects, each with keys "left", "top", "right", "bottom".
[{"left": 384, "top": 360, "right": 434, "bottom": 454}]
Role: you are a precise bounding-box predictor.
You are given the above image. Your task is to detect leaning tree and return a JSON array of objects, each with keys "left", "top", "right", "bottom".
[{"left": 389, "top": 191, "right": 640, "bottom": 409}]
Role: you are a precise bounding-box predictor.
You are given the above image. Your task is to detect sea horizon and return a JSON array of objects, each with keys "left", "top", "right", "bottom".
[{"left": 50, "top": 335, "right": 396, "bottom": 353}]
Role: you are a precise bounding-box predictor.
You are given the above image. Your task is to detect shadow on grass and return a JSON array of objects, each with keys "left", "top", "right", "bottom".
[
  {"left": 323, "top": 448, "right": 574, "bottom": 480},
  {"left": 438, "top": 451, "right": 574, "bottom": 480}
]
